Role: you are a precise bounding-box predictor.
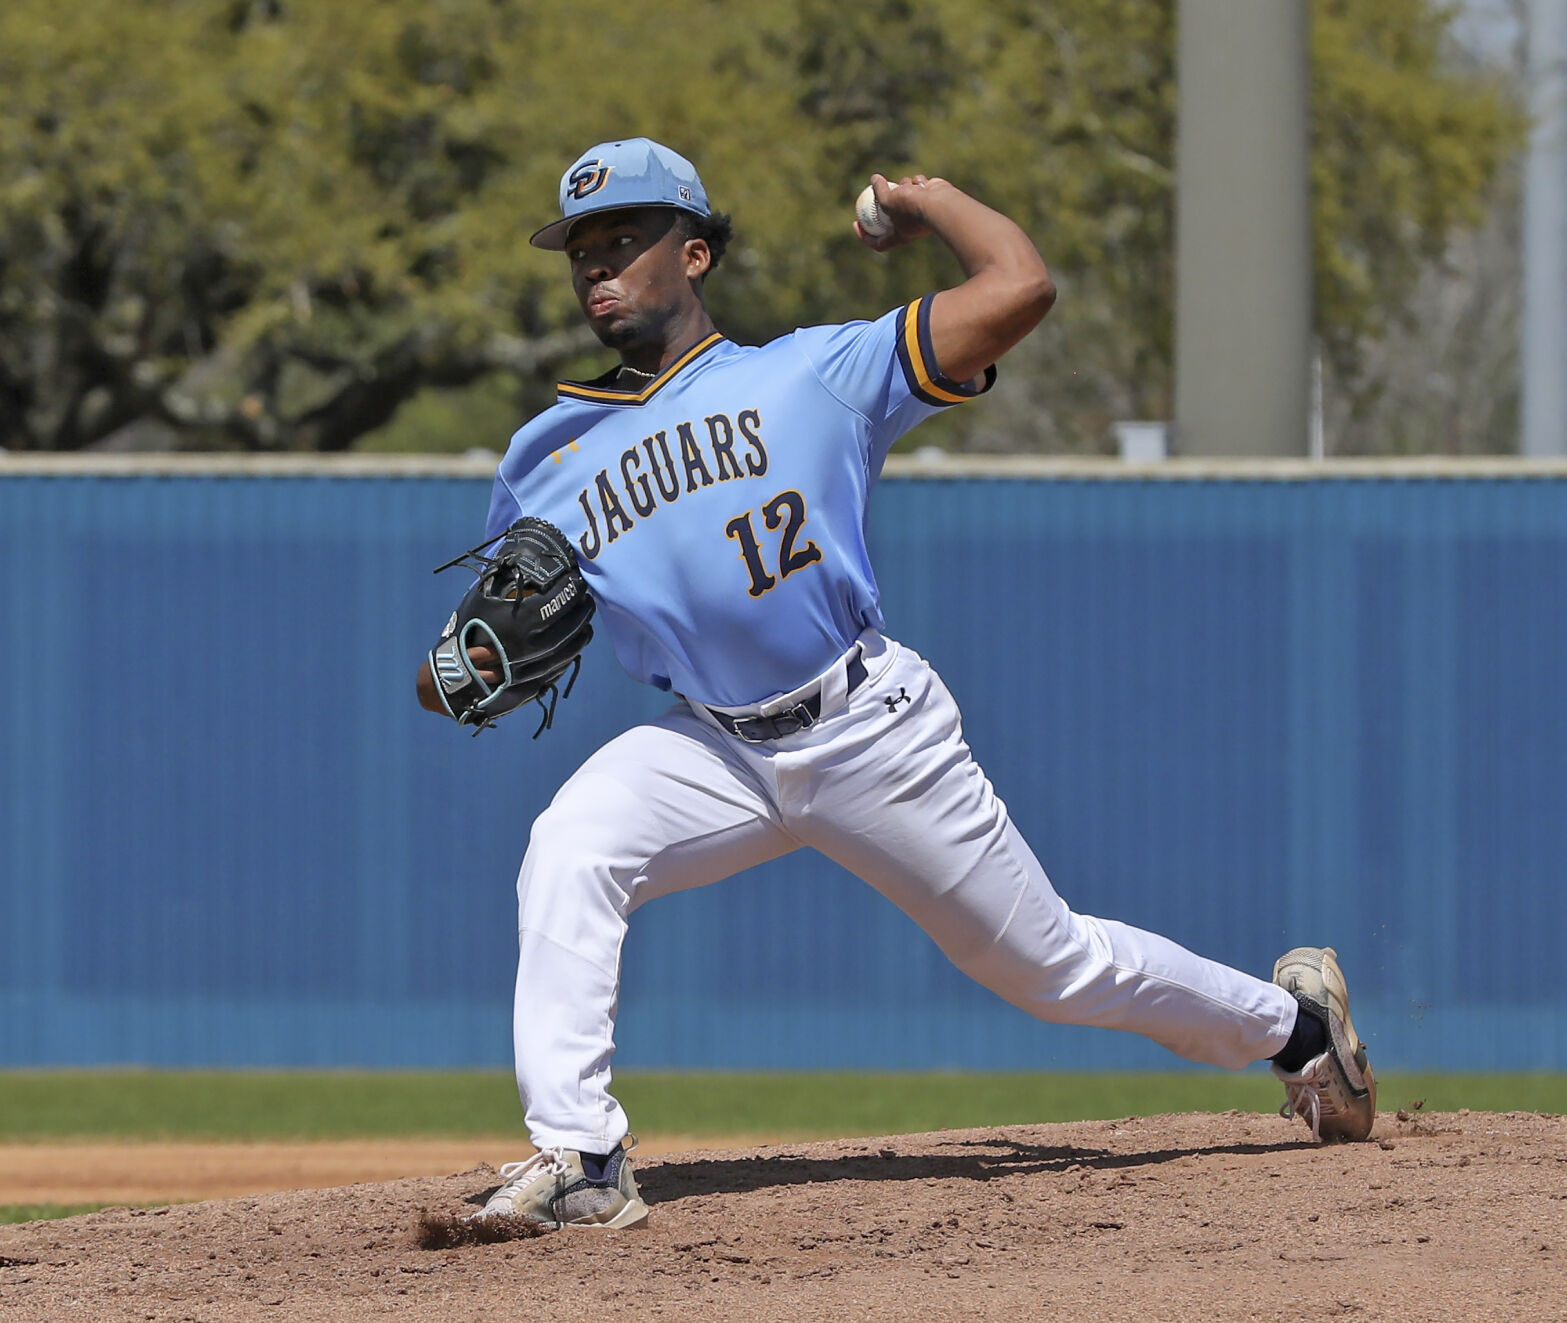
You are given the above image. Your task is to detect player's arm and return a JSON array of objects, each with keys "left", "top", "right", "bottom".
[{"left": 858, "top": 173, "right": 1054, "bottom": 385}]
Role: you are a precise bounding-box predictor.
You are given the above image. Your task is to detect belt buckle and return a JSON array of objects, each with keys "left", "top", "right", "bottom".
[
  {"left": 731, "top": 715, "right": 773, "bottom": 743},
  {"left": 723, "top": 689, "right": 824, "bottom": 743}
]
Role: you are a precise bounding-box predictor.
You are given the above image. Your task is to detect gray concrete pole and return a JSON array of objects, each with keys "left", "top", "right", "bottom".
[
  {"left": 1175, "top": 0, "right": 1312, "bottom": 456},
  {"left": 1522, "top": 0, "right": 1567, "bottom": 457}
]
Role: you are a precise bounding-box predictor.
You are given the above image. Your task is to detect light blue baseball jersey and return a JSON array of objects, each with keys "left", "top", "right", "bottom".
[{"left": 483, "top": 293, "right": 995, "bottom": 708}]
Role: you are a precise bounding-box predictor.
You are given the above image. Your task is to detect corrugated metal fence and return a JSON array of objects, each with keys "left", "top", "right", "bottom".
[{"left": 3, "top": 458, "right": 1564, "bottom": 1071}]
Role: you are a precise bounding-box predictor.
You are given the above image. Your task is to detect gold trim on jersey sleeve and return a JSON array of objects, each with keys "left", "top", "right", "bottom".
[{"left": 895, "top": 295, "right": 997, "bottom": 407}]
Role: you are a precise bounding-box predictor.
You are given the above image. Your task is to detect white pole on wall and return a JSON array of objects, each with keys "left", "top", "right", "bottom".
[
  {"left": 1175, "top": 0, "right": 1312, "bottom": 457},
  {"left": 1523, "top": 0, "right": 1567, "bottom": 456}
]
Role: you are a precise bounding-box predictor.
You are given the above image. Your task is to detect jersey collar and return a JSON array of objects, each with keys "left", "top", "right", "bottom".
[{"left": 557, "top": 333, "right": 726, "bottom": 406}]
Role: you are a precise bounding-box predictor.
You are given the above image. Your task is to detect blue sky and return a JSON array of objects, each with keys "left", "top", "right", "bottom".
[{"left": 1453, "top": 0, "right": 1523, "bottom": 62}]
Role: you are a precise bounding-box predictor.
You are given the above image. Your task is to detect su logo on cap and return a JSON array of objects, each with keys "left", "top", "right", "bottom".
[{"left": 567, "top": 160, "right": 613, "bottom": 200}]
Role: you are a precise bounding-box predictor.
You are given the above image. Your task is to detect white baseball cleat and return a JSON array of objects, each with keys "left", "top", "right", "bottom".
[
  {"left": 469, "top": 1139, "right": 650, "bottom": 1230},
  {"left": 1271, "top": 946, "right": 1377, "bottom": 1144}
]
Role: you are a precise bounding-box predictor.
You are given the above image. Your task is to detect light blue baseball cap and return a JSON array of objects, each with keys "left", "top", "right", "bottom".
[{"left": 529, "top": 138, "right": 711, "bottom": 251}]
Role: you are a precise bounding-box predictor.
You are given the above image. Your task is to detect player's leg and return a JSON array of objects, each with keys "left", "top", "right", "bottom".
[
  {"left": 781, "top": 636, "right": 1297, "bottom": 1069},
  {"left": 511, "top": 705, "right": 795, "bottom": 1155}
]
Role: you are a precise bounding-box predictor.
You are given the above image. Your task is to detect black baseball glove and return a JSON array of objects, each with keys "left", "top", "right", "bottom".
[{"left": 427, "top": 517, "right": 595, "bottom": 736}]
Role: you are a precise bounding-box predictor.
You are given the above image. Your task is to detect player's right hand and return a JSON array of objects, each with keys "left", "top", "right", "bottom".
[{"left": 856, "top": 173, "right": 944, "bottom": 252}]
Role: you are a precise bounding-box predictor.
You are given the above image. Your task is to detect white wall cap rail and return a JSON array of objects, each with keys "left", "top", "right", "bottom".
[{"left": 6, "top": 451, "right": 1567, "bottom": 481}]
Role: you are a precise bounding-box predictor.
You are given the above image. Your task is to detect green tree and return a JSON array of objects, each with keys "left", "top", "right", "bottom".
[{"left": 0, "top": 0, "right": 1521, "bottom": 453}]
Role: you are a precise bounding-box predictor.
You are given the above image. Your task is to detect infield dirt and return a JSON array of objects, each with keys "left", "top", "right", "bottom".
[
  {"left": 1, "top": 1109, "right": 1562, "bottom": 1321},
  {"left": 0, "top": 1136, "right": 716, "bottom": 1206}
]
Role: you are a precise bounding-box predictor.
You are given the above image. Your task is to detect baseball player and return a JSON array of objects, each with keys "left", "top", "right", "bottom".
[{"left": 416, "top": 138, "right": 1376, "bottom": 1231}]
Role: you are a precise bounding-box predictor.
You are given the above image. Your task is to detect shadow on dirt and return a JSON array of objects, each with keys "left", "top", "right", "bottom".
[{"left": 635, "top": 1133, "right": 1310, "bottom": 1204}]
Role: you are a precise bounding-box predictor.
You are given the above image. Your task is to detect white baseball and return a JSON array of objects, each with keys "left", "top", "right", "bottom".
[{"left": 856, "top": 184, "right": 892, "bottom": 239}]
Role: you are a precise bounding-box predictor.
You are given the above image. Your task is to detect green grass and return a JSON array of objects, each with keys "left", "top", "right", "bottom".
[
  {"left": 0, "top": 1070, "right": 1561, "bottom": 1142},
  {"left": 0, "top": 1203, "right": 144, "bottom": 1225}
]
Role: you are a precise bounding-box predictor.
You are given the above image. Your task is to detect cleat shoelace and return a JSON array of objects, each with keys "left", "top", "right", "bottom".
[
  {"left": 1277, "top": 1053, "right": 1348, "bottom": 1143},
  {"left": 494, "top": 1148, "right": 571, "bottom": 1192},
  {"left": 463, "top": 1148, "right": 573, "bottom": 1220}
]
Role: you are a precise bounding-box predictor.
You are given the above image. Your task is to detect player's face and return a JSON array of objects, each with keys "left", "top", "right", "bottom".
[{"left": 564, "top": 208, "right": 704, "bottom": 351}]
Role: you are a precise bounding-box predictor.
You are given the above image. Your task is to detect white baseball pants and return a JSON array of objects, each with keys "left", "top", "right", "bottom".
[{"left": 511, "top": 631, "right": 1298, "bottom": 1153}]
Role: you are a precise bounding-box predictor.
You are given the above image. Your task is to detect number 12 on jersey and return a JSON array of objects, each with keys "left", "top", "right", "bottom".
[{"left": 724, "top": 489, "right": 823, "bottom": 598}]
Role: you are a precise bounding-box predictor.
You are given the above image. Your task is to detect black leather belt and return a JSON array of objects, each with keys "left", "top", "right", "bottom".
[{"left": 708, "top": 654, "right": 868, "bottom": 742}]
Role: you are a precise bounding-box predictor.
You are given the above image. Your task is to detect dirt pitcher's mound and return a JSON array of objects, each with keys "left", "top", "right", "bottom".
[{"left": 1, "top": 1110, "right": 1563, "bottom": 1322}]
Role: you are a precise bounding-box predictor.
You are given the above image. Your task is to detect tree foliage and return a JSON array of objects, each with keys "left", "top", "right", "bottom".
[
  {"left": 0, "top": 0, "right": 1522, "bottom": 452},
  {"left": 1311, "top": 0, "right": 1522, "bottom": 381}
]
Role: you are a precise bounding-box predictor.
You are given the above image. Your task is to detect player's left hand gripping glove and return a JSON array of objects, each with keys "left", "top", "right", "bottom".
[{"left": 428, "top": 517, "right": 595, "bottom": 736}]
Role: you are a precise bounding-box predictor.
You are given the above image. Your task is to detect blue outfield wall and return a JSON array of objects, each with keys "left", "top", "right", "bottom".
[{"left": 2, "top": 463, "right": 1565, "bottom": 1072}]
